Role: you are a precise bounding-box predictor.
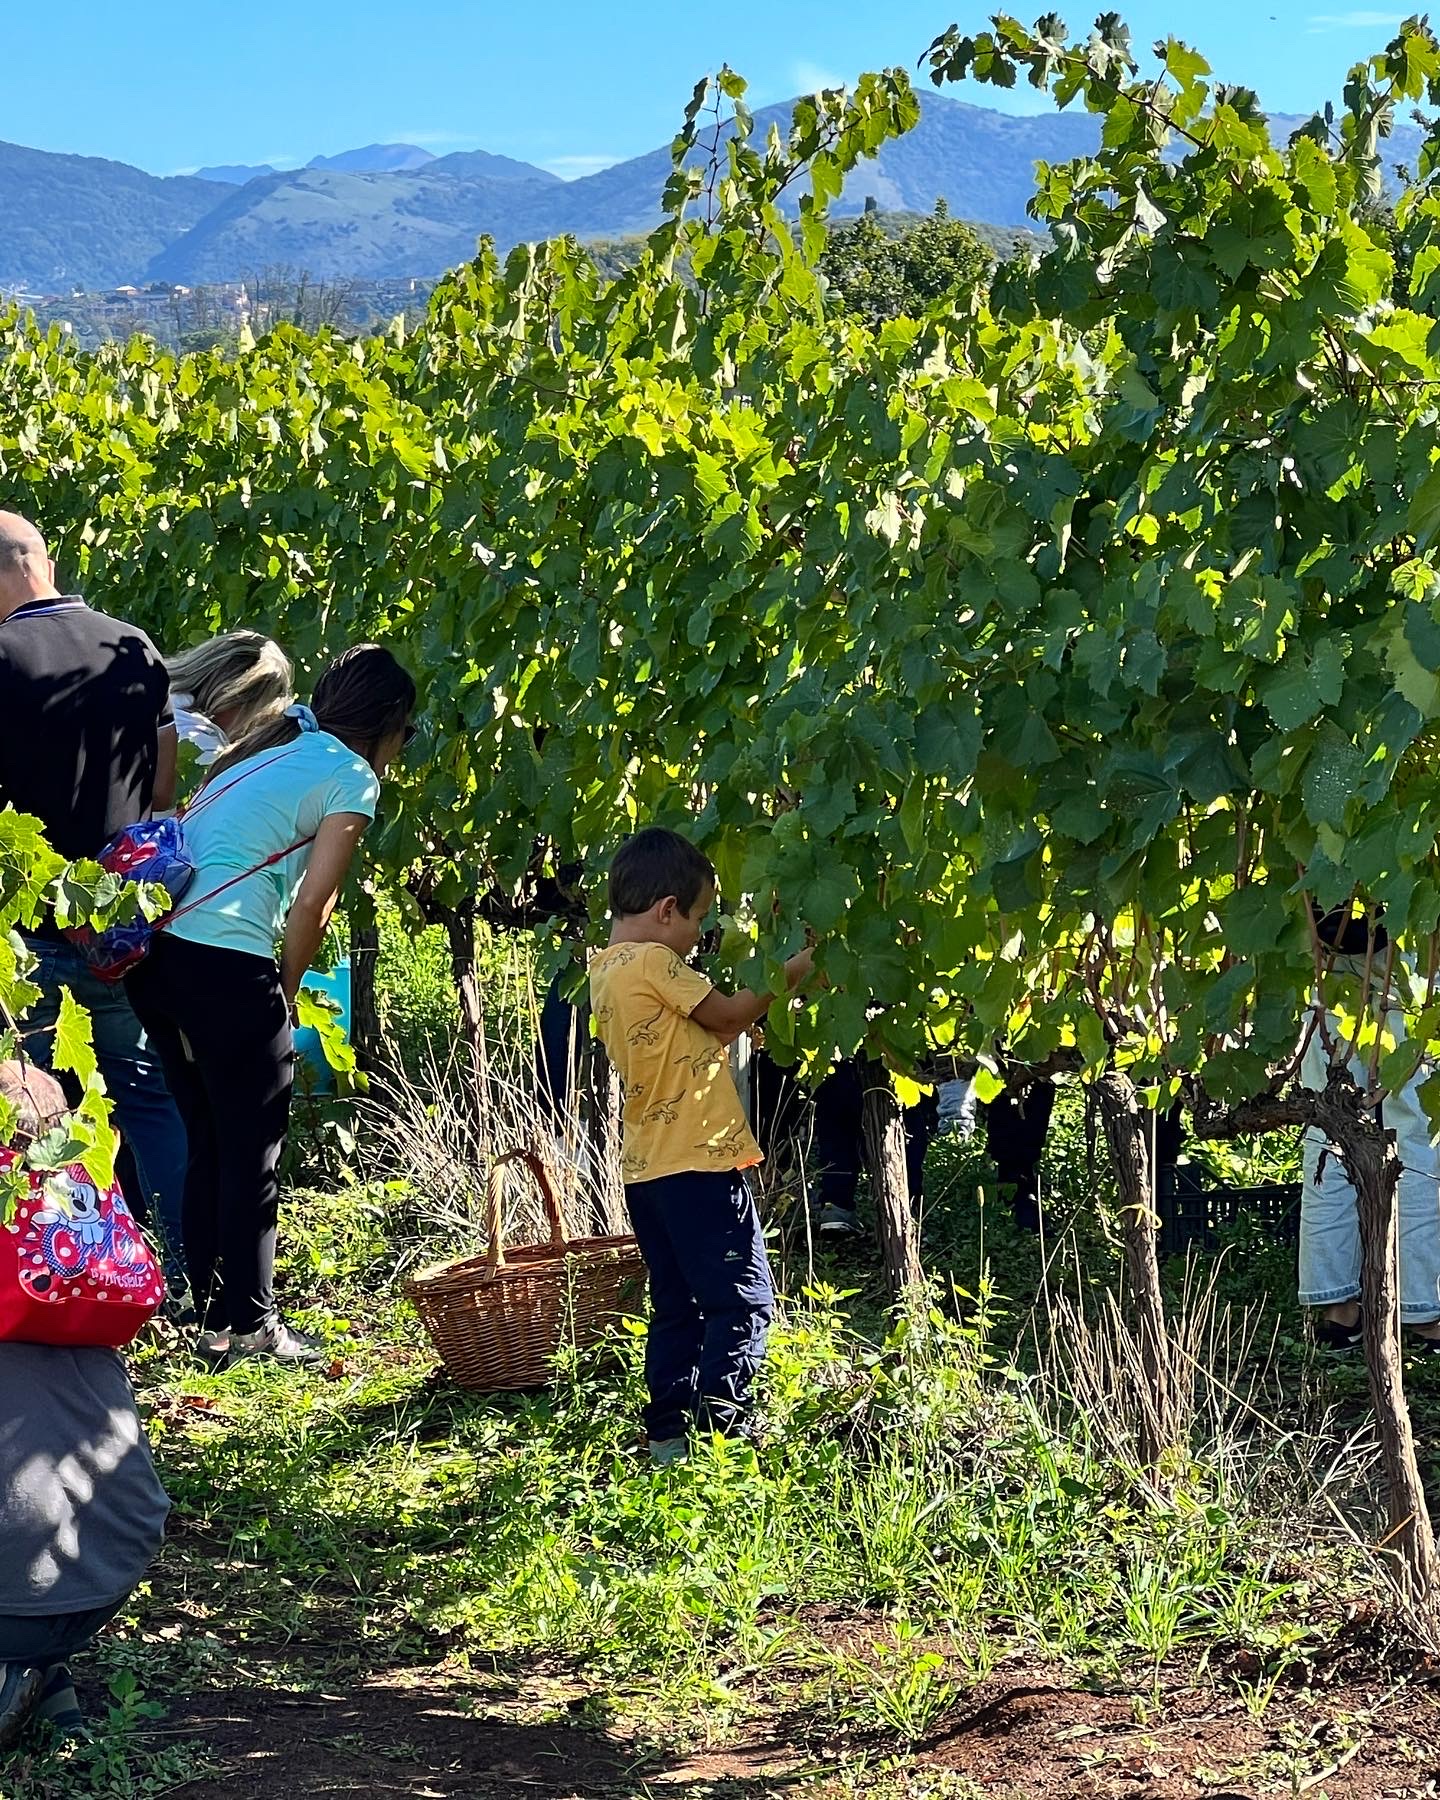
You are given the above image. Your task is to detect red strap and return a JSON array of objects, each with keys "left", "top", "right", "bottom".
[{"left": 158, "top": 835, "right": 316, "bottom": 932}]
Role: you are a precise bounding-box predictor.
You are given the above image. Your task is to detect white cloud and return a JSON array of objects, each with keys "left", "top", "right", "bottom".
[
  {"left": 791, "top": 58, "right": 847, "bottom": 93},
  {"left": 542, "top": 153, "right": 622, "bottom": 179},
  {"left": 1307, "top": 10, "right": 1405, "bottom": 30}
]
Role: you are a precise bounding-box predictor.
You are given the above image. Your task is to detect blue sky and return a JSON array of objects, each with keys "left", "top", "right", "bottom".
[{"left": 2, "top": 3, "right": 1419, "bottom": 178}]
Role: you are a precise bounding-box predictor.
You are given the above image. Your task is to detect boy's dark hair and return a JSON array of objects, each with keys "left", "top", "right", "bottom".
[{"left": 609, "top": 828, "right": 715, "bottom": 918}]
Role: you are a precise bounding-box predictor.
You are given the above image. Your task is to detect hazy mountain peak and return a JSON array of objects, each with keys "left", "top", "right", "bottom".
[
  {"left": 195, "top": 162, "right": 278, "bottom": 185},
  {"left": 306, "top": 144, "right": 436, "bottom": 174}
]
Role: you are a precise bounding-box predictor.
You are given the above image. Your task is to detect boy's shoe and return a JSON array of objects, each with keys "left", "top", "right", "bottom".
[
  {"left": 817, "top": 1204, "right": 863, "bottom": 1237},
  {"left": 648, "top": 1437, "right": 689, "bottom": 1467},
  {"left": 227, "top": 1319, "right": 325, "bottom": 1367},
  {"left": 35, "top": 1663, "right": 83, "bottom": 1738},
  {"left": 0, "top": 1663, "right": 43, "bottom": 1750},
  {"left": 1313, "top": 1309, "right": 1364, "bottom": 1351}
]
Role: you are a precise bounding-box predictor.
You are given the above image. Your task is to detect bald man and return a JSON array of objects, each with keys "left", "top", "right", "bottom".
[
  {"left": 0, "top": 514, "right": 187, "bottom": 1288},
  {"left": 0, "top": 514, "right": 175, "bottom": 851}
]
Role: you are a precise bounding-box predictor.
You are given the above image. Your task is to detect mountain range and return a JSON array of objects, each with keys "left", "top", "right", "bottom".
[{"left": 0, "top": 97, "right": 1424, "bottom": 293}]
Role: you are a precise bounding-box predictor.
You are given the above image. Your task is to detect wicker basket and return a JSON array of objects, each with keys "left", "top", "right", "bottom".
[{"left": 404, "top": 1147, "right": 647, "bottom": 1392}]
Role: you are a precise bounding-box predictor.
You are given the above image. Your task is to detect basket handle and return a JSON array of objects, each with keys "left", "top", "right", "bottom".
[{"left": 484, "top": 1147, "right": 568, "bottom": 1272}]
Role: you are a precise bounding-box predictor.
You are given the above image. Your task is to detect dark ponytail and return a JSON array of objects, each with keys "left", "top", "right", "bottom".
[
  {"left": 311, "top": 645, "right": 417, "bottom": 758},
  {"left": 206, "top": 644, "right": 416, "bottom": 782}
]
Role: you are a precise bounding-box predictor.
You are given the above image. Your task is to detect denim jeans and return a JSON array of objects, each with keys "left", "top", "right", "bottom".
[
  {"left": 625, "top": 1169, "right": 774, "bottom": 1441},
  {"left": 21, "top": 936, "right": 188, "bottom": 1284},
  {"left": 1298, "top": 998, "right": 1440, "bottom": 1321}
]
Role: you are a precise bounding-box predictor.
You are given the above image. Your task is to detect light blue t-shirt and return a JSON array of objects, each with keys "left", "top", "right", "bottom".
[{"left": 168, "top": 731, "right": 379, "bottom": 960}]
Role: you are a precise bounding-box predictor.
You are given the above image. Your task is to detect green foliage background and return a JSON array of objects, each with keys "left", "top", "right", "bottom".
[{"left": 4, "top": 21, "right": 1440, "bottom": 1121}]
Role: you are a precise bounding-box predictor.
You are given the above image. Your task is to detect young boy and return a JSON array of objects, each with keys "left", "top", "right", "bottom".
[{"left": 591, "top": 827, "right": 813, "bottom": 1465}]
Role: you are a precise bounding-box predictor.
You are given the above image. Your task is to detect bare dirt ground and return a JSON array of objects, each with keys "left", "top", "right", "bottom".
[{"left": 154, "top": 1657, "right": 1440, "bottom": 1799}]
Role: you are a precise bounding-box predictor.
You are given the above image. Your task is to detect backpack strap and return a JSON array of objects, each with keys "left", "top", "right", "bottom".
[{"left": 158, "top": 835, "right": 317, "bottom": 932}]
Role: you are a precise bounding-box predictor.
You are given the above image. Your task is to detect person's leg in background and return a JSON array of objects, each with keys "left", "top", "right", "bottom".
[
  {"left": 904, "top": 1089, "right": 940, "bottom": 1201},
  {"left": 536, "top": 972, "right": 578, "bottom": 1119},
  {"left": 984, "top": 1078, "right": 1057, "bottom": 1232},
  {"left": 813, "top": 1060, "right": 865, "bottom": 1234},
  {"left": 937, "top": 1075, "right": 977, "bottom": 1139},
  {"left": 22, "top": 937, "right": 189, "bottom": 1292},
  {"left": 625, "top": 1173, "right": 704, "bottom": 1459},
  {"left": 750, "top": 1049, "right": 813, "bottom": 1222}
]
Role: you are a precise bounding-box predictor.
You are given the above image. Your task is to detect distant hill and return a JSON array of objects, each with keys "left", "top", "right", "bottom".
[
  {"left": 144, "top": 165, "right": 565, "bottom": 284},
  {"left": 149, "top": 93, "right": 1099, "bottom": 282},
  {"left": 1, "top": 100, "right": 1428, "bottom": 293},
  {"left": 428, "top": 149, "right": 563, "bottom": 185},
  {"left": 306, "top": 143, "right": 436, "bottom": 174},
  {"left": 195, "top": 161, "right": 278, "bottom": 186},
  {"left": 0, "top": 141, "right": 226, "bottom": 290}
]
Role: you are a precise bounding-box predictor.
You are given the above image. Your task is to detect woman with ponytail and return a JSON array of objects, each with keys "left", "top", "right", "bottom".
[{"left": 127, "top": 645, "right": 417, "bottom": 1367}]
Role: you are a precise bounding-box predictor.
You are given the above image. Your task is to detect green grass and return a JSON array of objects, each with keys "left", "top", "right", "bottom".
[{"left": 3, "top": 1097, "right": 1426, "bottom": 1798}]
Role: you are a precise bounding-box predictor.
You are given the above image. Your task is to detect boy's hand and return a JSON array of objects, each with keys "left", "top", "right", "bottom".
[{"left": 786, "top": 945, "right": 815, "bottom": 988}]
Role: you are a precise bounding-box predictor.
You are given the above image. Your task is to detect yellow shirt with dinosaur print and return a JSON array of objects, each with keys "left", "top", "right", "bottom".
[{"left": 589, "top": 941, "right": 762, "bottom": 1185}]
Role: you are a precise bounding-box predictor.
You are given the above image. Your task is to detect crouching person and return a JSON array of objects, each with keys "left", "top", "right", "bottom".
[
  {"left": 590, "top": 828, "right": 813, "bottom": 1466},
  {"left": 0, "top": 1065, "right": 169, "bottom": 1747}
]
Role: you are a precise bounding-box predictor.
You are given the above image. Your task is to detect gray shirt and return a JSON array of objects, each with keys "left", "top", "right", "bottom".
[{"left": 0, "top": 1344, "right": 169, "bottom": 1615}]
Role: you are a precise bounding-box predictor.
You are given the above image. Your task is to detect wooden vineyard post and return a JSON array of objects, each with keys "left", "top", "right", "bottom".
[
  {"left": 1336, "top": 1111, "right": 1439, "bottom": 1610},
  {"left": 442, "top": 900, "right": 492, "bottom": 1161},
  {"left": 1095, "top": 1070, "right": 1171, "bottom": 1471},
  {"left": 861, "top": 1058, "right": 923, "bottom": 1297},
  {"left": 348, "top": 905, "right": 382, "bottom": 1080},
  {"left": 579, "top": 1027, "right": 624, "bottom": 1234}
]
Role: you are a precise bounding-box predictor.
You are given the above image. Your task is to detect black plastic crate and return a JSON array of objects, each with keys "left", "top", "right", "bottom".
[{"left": 1156, "top": 1168, "right": 1301, "bottom": 1259}]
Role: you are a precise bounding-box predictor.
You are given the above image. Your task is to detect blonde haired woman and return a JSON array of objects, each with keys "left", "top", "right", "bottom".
[{"left": 166, "top": 631, "right": 293, "bottom": 769}]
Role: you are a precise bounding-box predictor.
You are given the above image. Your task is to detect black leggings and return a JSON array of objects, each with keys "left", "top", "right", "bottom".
[{"left": 127, "top": 934, "right": 294, "bottom": 1334}]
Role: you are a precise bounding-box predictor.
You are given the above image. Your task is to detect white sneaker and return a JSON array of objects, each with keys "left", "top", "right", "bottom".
[{"left": 227, "top": 1320, "right": 325, "bottom": 1367}]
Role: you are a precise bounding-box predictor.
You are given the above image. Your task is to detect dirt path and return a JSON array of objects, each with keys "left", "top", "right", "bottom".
[{"left": 157, "top": 1662, "right": 1440, "bottom": 1799}]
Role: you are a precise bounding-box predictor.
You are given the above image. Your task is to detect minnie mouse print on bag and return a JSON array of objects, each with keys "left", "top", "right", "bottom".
[{"left": 0, "top": 1062, "right": 164, "bottom": 1347}]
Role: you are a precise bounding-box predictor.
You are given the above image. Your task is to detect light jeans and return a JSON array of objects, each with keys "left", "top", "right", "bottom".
[
  {"left": 21, "top": 936, "right": 188, "bottom": 1288},
  {"left": 937, "top": 1077, "right": 977, "bottom": 1138},
  {"left": 1298, "top": 999, "right": 1440, "bottom": 1321}
]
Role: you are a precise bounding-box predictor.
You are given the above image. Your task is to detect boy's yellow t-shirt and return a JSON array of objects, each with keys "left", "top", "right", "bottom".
[{"left": 589, "top": 941, "right": 763, "bottom": 1185}]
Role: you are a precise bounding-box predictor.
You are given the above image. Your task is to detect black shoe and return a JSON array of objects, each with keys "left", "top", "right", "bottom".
[
  {"left": 817, "top": 1204, "right": 863, "bottom": 1237},
  {"left": 1313, "top": 1310, "right": 1363, "bottom": 1351},
  {"left": 0, "top": 1663, "right": 43, "bottom": 1750}
]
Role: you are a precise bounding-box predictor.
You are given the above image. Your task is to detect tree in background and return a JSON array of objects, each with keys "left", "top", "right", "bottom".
[{"left": 818, "top": 200, "right": 993, "bottom": 323}]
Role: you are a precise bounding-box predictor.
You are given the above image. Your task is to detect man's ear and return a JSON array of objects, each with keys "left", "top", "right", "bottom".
[{"left": 656, "top": 895, "right": 679, "bottom": 923}]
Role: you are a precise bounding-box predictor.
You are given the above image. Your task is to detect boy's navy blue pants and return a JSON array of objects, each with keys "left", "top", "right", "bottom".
[{"left": 624, "top": 1169, "right": 774, "bottom": 1442}]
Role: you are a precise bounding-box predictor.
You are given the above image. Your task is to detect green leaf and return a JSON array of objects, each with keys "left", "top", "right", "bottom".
[
  {"left": 54, "top": 989, "right": 97, "bottom": 1088},
  {"left": 1410, "top": 463, "right": 1440, "bottom": 550},
  {"left": 1302, "top": 730, "right": 1366, "bottom": 829}
]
